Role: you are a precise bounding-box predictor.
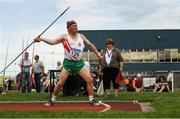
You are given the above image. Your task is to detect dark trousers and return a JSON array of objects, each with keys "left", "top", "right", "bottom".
[
  {"left": 34, "top": 73, "right": 41, "bottom": 92},
  {"left": 103, "top": 67, "right": 119, "bottom": 90},
  {"left": 62, "top": 75, "right": 87, "bottom": 96},
  {"left": 22, "top": 72, "right": 31, "bottom": 93}
]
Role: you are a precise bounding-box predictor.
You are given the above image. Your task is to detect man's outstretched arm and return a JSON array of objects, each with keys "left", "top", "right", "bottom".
[{"left": 34, "top": 34, "right": 66, "bottom": 45}]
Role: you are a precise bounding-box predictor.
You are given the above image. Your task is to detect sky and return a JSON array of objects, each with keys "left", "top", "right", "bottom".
[{"left": 0, "top": 0, "right": 180, "bottom": 76}]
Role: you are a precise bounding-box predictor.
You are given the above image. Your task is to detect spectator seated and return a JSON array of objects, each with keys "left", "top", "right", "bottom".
[{"left": 153, "top": 76, "right": 170, "bottom": 92}]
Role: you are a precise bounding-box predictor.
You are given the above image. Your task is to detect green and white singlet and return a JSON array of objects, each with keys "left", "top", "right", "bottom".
[{"left": 64, "top": 33, "right": 85, "bottom": 61}]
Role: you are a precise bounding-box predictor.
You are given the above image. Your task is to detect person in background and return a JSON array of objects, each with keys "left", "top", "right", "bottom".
[
  {"left": 166, "top": 71, "right": 173, "bottom": 92},
  {"left": 32, "top": 55, "right": 44, "bottom": 93},
  {"left": 56, "top": 61, "right": 62, "bottom": 70},
  {"left": 56, "top": 61, "right": 62, "bottom": 80},
  {"left": 126, "top": 76, "right": 134, "bottom": 91},
  {"left": 31, "top": 75, "right": 36, "bottom": 92},
  {"left": 153, "top": 76, "right": 170, "bottom": 92},
  {"left": 124, "top": 76, "right": 130, "bottom": 91},
  {"left": 16, "top": 72, "right": 22, "bottom": 91},
  {"left": 100, "top": 38, "right": 124, "bottom": 96},
  {"left": 19, "top": 52, "right": 32, "bottom": 93},
  {"left": 42, "top": 73, "right": 50, "bottom": 93},
  {"left": 132, "top": 74, "right": 143, "bottom": 92},
  {"left": 83, "top": 57, "right": 90, "bottom": 72},
  {"left": 83, "top": 57, "right": 98, "bottom": 90}
]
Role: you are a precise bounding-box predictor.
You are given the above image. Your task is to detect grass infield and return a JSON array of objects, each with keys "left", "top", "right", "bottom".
[{"left": 0, "top": 91, "right": 180, "bottom": 118}]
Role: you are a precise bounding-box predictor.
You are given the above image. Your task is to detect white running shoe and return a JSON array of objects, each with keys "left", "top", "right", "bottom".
[
  {"left": 89, "top": 99, "right": 100, "bottom": 106},
  {"left": 44, "top": 100, "right": 55, "bottom": 107}
]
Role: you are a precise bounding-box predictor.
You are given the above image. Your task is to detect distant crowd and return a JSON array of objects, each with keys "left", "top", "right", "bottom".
[{"left": 1, "top": 48, "right": 174, "bottom": 95}]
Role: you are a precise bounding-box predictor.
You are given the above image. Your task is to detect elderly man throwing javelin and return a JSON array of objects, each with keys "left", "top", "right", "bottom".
[{"left": 34, "top": 20, "right": 102, "bottom": 106}]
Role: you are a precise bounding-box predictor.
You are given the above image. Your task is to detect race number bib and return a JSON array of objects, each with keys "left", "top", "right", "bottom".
[{"left": 70, "top": 48, "right": 81, "bottom": 59}]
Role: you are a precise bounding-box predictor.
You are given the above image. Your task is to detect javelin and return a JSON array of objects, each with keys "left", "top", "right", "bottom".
[{"left": 0, "top": 6, "right": 70, "bottom": 75}]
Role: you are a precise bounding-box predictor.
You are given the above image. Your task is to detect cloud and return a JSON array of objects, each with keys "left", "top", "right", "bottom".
[
  {"left": 56, "top": 0, "right": 95, "bottom": 12},
  {"left": 56, "top": 0, "right": 180, "bottom": 29},
  {"left": 97, "top": 0, "right": 180, "bottom": 25},
  {"left": 1, "top": 0, "right": 180, "bottom": 75}
]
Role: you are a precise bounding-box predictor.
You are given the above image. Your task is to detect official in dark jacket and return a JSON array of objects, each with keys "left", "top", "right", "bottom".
[{"left": 100, "top": 38, "right": 124, "bottom": 96}]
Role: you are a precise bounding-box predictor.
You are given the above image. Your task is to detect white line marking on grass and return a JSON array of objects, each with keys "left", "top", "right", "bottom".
[
  {"left": 0, "top": 100, "right": 139, "bottom": 104},
  {"left": 99, "top": 102, "right": 111, "bottom": 112}
]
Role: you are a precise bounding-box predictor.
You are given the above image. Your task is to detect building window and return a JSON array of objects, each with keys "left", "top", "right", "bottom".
[
  {"left": 159, "top": 49, "right": 179, "bottom": 63},
  {"left": 130, "top": 49, "right": 144, "bottom": 63},
  {"left": 164, "top": 49, "right": 171, "bottom": 62},
  {"left": 85, "top": 48, "right": 180, "bottom": 65},
  {"left": 122, "top": 49, "right": 157, "bottom": 63},
  {"left": 144, "top": 49, "right": 157, "bottom": 63},
  {"left": 159, "top": 49, "right": 165, "bottom": 62},
  {"left": 121, "top": 49, "right": 130, "bottom": 63},
  {"left": 171, "top": 49, "right": 178, "bottom": 62}
]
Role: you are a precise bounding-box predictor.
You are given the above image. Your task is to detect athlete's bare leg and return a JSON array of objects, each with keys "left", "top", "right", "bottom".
[
  {"left": 78, "top": 68, "right": 100, "bottom": 106},
  {"left": 78, "top": 69, "right": 94, "bottom": 96},
  {"left": 45, "top": 69, "right": 69, "bottom": 107},
  {"left": 52, "top": 68, "right": 69, "bottom": 96}
]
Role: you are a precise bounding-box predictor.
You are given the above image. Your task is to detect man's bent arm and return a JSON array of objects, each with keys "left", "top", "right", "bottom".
[{"left": 80, "top": 34, "right": 101, "bottom": 58}]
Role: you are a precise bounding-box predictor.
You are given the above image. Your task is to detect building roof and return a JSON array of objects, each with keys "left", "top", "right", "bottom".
[{"left": 79, "top": 29, "right": 180, "bottom": 50}]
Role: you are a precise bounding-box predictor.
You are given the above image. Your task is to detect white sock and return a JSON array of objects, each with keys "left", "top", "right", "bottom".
[
  {"left": 51, "top": 95, "right": 56, "bottom": 102},
  {"left": 89, "top": 95, "right": 94, "bottom": 101}
]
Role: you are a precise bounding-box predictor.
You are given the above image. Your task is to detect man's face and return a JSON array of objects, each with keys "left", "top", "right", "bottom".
[
  {"left": 68, "top": 23, "right": 78, "bottom": 33},
  {"left": 35, "top": 56, "right": 39, "bottom": 61},
  {"left": 24, "top": 53, "right": 29, "bottom": 59},
  {"left": 106, "top": 43, "right": 113, "bottom": 49}
]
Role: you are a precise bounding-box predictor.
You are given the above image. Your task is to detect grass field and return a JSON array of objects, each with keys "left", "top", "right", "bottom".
[{"left": 0, "top": 91, "right": 180, "bottom": 118}]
